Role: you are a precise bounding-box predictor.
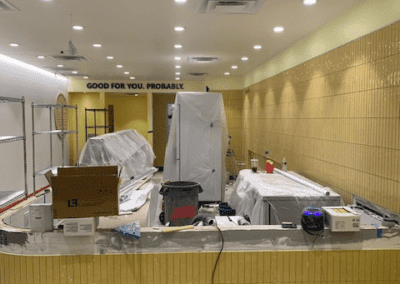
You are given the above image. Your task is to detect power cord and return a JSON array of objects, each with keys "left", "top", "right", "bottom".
[
  {"left": 211, "top": 225, "right": 224, "bottom": 284},
  {"left": 303, "top": 228, "right": 324, "bottom": 247}
]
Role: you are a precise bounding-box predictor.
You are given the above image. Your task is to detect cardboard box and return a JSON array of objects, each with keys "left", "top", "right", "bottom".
[
  {"left": 322, "top": 206, "right": 361, "bottom": 232},
  {"left": 47, "top": 166, "right": 120, "bottom": 219}
]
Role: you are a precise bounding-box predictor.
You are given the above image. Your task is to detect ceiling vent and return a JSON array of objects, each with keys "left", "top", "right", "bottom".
[
  {"left": 51, "top": 40, "right": 90, "bottom": 62},
  {"left": 188, "top": 56, "right": 219, "bottom": 63},
  {"left": 0, "top": 0, "right": 19, "bottom": 11},
  {"left": 194, "top": 0, "right": 265, "bottom": 14},
  {"left": 51, "top": 55, "right": 90, "bottom": 62},
  {"left": 187, "top": 72, "right": 207, "bottom": 76}
]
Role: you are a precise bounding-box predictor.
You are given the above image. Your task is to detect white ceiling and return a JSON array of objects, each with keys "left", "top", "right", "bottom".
[{"left": 0, "top": 0, "right": 367, "bottom": 81}]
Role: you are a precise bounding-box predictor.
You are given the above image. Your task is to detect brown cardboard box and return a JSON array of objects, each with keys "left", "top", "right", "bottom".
[{"left": 47, "top": 166, "right": 120, "bottom": 219}]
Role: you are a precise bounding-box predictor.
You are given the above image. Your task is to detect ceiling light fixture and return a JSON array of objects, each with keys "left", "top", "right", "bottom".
[
  {"left": 274, "top": 26, "right": 284, "bottom": 33},
  {"left": 174, "top": 56, "right": 182, "bottom": 60},
  {"left": 175, "top": 65, "right": 181, "bottom": 69},
  {"left": 303, "top": 0, "right": 317, "bottom": 5},
  {"left": 57, "top": 64, "right": 64, "bottom": 68},
  {"left": 83, "top": 76, "right": 89, "bottom": 79},
  {"left": 107, "top": 56, "right": 114, "bottom": 59},
  {"left": 93, "top": 44, "right": 102, "bottom": 47},
  {"left": 254, "top": 45, "right": 262, "bottom": 49},
  {"left": 37, "top": 55, "right": 45, "bottom": 59},
  {"left": 174, "top": 44, "right": 182, "bottom": 49},
  {"left": 175, "top": 77, "right": 180, "bottom": 80},
  {"left": 241, "top": 57, "right": 248, "bottom": 61},
  {"left": 175, "top": 72, "right": 181, "bottom": 75},
  {"left": 130, "top": 77, "right": 135, "bottom": 80},
  {"left": 224, "top": 72, "right": 230, "bottom": 75},
  {"left": 72, "top": 71, "right": 78, "bottom": 74},
  {"left": 231, "top": 65, "right": 238, "bottom": 69},
  {"left": 116, "top": 65, "right": 123, "bottom": 68},
  {"left": 174, "top": 27, "right": 185, "bottom": 32},
  {"left": 124, "top": 72, "right": 129, "bottom": 74},
  {"left": 72, "top": 26, "right": 84, "bottom": 30},
  {"left": 10, "top": 43, "right": 19, "bottom": 47},
  {"left": 174, "top": 0, "right": 187, "bottom": 3},
  {"left": 135, "top": 94, "right": 138, "bottom": 96}
]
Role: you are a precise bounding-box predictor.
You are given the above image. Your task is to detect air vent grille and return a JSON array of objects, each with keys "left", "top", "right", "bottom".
[
  {"left": 51, "top": 55, "right": 90, "bottom": 62},
  {"left": 188, "top": 56, "right": 219, "bottom": 63},
  {"left": 194, "top": 0, "right": 265, "bottom": 14},
  {"left": 0, "top": 0, "right": 19, "bottom": 11},
  {"left": 187, "top": 72, "right": 207, "bottom": 76}
]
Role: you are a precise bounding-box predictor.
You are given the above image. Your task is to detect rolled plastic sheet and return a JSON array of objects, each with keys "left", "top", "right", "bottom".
[
  {"left": 273, "top": 168, "right": 330, "bottom": 196},
  {"left": 78, "top": 129, "right": 157, "bottom": 192}
]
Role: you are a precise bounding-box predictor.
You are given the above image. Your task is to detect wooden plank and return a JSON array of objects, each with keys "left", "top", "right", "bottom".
[
  {"left": 93, "top": 255, "right": 101, "bottom": 284},
  {"left": 114, "top": 254, "right": 121, "bottom": 284}
]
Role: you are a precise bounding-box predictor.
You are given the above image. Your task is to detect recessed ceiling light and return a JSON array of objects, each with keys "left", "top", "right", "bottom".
[
  {"left": 116, "top": 65, "right": 123, "bottom": 68},
  {"left": 174, "top": 44, "right": 182, "bottom": 49},
  {"left": 175, "top": 77, "right": 180, "bottom": 80},
  {"left": 130, "top": 77, "right": 135, "bottom": 80},
  {"left": 135, "top": 94, "right": 138, "bottom": 96},
  {"left": 175, "top": 72, "right": 181, "bottom": 75},
  {"left": 254, "top": 45, "right": 262, "bottom": 49},
  {"left": 231, "top": 65, "right": 238, "bottom": 69},
  {"left": 175, "top": 65, "right": 181, "bottom": 69},
  {"left": 93, "top": 44, "right": 102, "bottom": 47},
  {"left": 241, "top": 57, "right": 248, "bottom": 61},
  {"left": 174, "top": 27, "right": 185, "bottom": 32},
  {"left": 10, "top": 43, "right": 19, "bottom": 47},
  {"left": 72, "top": 71, "right": 78, "bottom": 74},
  {"left": 57, "top": 64, "right": 64, "bottom": 68},
  {"left": 124, "top": 72, "right": 129, "bottom": 74},
  {"left": 303, "top": 0, "right": 317, "bottom": 5},
  {"left": 107, "top": 56, "right": 114, "bottom": 59},
  {"left": 83, "top": 76, "right": 89, "bottom": 79},
  {"left": 72, "top": 26, "right": 84, "bottom": 30},
  {"left": 174, "top": 0, "right": 187, "bottom": 3},
  {"left": 224, "top": 72, "right": 230, "bottom": 75},
  {"left": 174, "top": 56, "right": 182, "bottom": 60},
  {"left": 37, "top": 55, "right": 45, "bottom": 59},
  {"left": 274, "top": 26, "right": 284, "bottom": 33}
]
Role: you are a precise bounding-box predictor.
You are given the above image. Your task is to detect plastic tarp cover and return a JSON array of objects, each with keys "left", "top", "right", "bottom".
[
  {"left": 229, "top": 169, "right": 343, "bottom": 225},
  {"left": 79, "top": 129, "right": 156, "bottom": 186},
  {"left": 163, "top": 92, "right": 229, "bottom": 202}
]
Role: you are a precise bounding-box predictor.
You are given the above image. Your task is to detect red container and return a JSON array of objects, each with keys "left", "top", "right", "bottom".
[{"left": 266, "top": 161, "right": 274, "bottom": 173}]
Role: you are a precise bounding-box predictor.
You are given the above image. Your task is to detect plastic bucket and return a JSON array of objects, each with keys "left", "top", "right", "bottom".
[{"left": 159, "top": 181, "right": 203, "bottom": 226}]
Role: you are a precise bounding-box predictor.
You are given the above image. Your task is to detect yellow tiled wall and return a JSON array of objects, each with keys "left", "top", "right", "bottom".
[
  {"left": 1, "top": 250, "right": 399, "bottom": 284},
  {"left": 239, "top": 22, "right": 400, "bottom": 210},
  {"left": 217, "top": 90, "right": 245, "bottom": 166}
]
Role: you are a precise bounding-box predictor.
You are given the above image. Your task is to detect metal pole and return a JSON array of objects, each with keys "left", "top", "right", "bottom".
[
  {"left": 94, "top": 110, "right": 97, "bottom": 137},
  {"left": 104, "top": 108, "right": 107, "bottom": 134},
  {"left": 50, "top": 106, "right": 53, "bottom": 168},
  {"left": 22, "top": 97, "right": 28, "bottom": 199},
  {"left": 75, "top": 105, "right": 79, "bottom": 167},
  {"left": 32, "top": 103, "right": 36, "bottom": 195},
  {"left": 61, "top": 105, "right": 65, "bottom": 167},
  {"left": 85, "top": 108, "right": 87, "bottom": 141}
]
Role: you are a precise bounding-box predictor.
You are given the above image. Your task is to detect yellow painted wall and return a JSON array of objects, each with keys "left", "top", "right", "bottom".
[
  {"left": 240, "top": 22, "right": 400, "bottom": 211},
  {"left": 1, "top": 250, "right": 400, "bottom": 284},
  {"left": 104, "top": 93, "right": 150, "bottom": 141},
  {"left": 68, "top": 92, "right": 105, "bottom": 166}
]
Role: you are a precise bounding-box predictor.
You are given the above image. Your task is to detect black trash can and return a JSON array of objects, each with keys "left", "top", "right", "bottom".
[{"left": 159, "top": 181, "right": 203, "bottom": 226}]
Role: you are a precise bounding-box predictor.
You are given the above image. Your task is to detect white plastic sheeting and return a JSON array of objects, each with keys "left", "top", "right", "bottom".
[
  {"left": 163, "top": 92, "right": 229, "bottom": 202},
  {"left": 79, "top": 129, "right": 157, "bottom": 186},
  {"left": 229, "top": 169, "right": 342, "bottom": 225}
]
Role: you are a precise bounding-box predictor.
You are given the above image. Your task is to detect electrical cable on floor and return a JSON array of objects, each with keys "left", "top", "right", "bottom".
[{"left": 211, "top": 225, "right": 224, "bottom": 284}]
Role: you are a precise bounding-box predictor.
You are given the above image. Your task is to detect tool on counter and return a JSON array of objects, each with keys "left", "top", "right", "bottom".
[{"left": 162, "top": 225, "right": 194, "bottom": 233}]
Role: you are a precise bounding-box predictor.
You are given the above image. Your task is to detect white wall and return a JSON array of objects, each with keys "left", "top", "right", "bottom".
[{"left": 0, "top": 55, "right": 68, "bottom": 196}]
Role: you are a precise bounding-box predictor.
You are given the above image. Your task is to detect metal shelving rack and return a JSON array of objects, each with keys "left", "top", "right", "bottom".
[
  {"left": 32, "top": 103, "right": 78, "bottom": 194},
  {"left": 85, "top": 106, "right": 113, "bottom": 141},
  {"left": 0, "top": 96, "right": 28, "bottom": 201}
]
